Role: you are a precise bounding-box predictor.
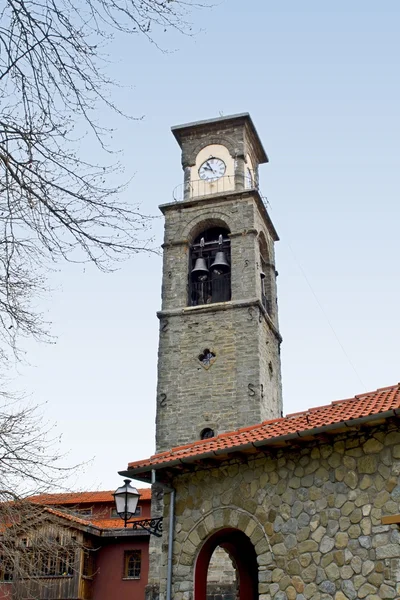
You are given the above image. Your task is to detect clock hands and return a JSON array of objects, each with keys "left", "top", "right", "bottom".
[{"left": 204, "top": 161, "right": 215, "bottom": 173}]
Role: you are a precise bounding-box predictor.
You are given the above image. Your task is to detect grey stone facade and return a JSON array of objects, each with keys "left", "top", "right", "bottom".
[
  {"left": 155, "top": 191, "right": 282, "bottom": 452},
  {"left": 158, "top": 420, "right": 400, "bottom": 600},
  {"left": 155, "top": 115, "right": 282, "bottom": 453}
]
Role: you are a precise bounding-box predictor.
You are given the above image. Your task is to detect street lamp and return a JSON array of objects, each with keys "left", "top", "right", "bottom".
[{"left": 113, "top": 479, "right": 163, "bottom": 537}]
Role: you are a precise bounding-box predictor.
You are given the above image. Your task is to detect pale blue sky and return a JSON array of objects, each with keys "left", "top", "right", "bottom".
[{"left": 15, "top": 1, "right": 400, "bottom": 490}]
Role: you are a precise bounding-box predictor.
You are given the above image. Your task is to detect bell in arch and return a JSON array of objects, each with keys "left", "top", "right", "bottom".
[
  {"left": 210, "top": 234, "right": 229, "bottom": 273},
  {"left": 210, "top": 251, "right": 229, "bottom": 273},
  {"left": 191, "top": 257, "right": 209, "bottom": 278},
  {"left": 191, "top": 237, "right": 209, "bottom": 279}
]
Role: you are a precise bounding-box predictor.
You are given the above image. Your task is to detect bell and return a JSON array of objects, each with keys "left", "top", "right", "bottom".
[
  {"left": 210, "top": 251, "right": 229, "bottom": 273},
  {"left": 191, "top": 257, "right": 209, "bottom": 278}
]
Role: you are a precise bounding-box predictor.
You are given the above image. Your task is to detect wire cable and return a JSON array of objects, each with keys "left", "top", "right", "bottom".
[{"left": 264, "top": 196, "right": 366, "bottom": 390}]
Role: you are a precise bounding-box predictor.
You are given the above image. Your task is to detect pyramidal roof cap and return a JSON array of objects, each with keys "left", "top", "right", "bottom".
[{"left": 171, "top": 113, "right": 268, "bottom": 163}]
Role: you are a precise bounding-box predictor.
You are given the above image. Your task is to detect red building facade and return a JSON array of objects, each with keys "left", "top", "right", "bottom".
[{"left": 0, "top": 489, "right": 151, "bottom": 600}]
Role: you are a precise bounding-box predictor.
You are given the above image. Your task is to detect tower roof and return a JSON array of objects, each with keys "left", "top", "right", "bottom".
[{"left": 171, "top": 113, "right": 268, "bottom": 164}]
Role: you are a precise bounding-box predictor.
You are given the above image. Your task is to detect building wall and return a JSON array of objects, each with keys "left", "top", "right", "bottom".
[
  {"left": 0, "top": 584, "right": 12, "bottom": 600},
  {"left": 156, "top": 191, "right": 282, "bottom": 452},
  {"left": 93, "top": 538, "right": 149, "bottom": 600},
  {"left": 158, "top": 420, "right": 400, "bottom": 600}
]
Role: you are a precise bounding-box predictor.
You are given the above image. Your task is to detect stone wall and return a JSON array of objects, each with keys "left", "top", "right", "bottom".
[
  {"left": 156, "top": 193, "right": 282, "bottom": 452},
  {"left": 145, "top": 483, "right": 165, "bottom": 600},
  {"left": 159, "top": 420, "right": 400, "bottom": 600},
  {"left": 155, "top": 191, "right": 282, "bottom": 453}
]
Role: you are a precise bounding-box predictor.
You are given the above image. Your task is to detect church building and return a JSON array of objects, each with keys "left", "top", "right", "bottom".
[{"left": 121, "top": 114, "right": 400, "bottom": 600}]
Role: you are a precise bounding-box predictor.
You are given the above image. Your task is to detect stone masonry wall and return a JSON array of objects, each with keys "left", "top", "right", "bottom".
[
  {"left": 156, "top": 192, "right": 282, "bottom": 452},
  {"left": 159, "top": 420, "right": 400, "bottom": 600}
]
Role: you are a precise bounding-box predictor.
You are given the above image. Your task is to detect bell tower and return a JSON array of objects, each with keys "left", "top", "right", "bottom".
[{"left": 156, "top": 113, "right": 282, "bottom": 452}]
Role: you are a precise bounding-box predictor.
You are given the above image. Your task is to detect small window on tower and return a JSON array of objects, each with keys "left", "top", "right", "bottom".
[
  {"left": 200, "top": 428, "right": 215, "bottom": 440},
  {"left": 259, "top": 233, "right": 271, "bottom": 315},
  {"left": 268, "top": 361, "right": 274, "bottom": 378},
  {"left": 198, "top": 349, "right": 216, "bottom": 368}
]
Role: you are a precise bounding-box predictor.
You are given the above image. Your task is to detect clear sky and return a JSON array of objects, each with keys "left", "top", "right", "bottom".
[{"left": 14, "top": 0, "right": 400, "bottom": 491}]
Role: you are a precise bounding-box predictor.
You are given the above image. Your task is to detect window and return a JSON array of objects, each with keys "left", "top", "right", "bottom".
[
  {"left": 198, "top": 349, "right": 216, "bottom": 369},
  {"left": 0, "top": 556, "right": 13, "bottom": 582},
  {"left": 259, "top": 233, "right": 272, "bottom": 315},
  {"left": 189, "top": 227, "right": 231, "bottom": 307},
  {"left": 200, "top": 428, "right": 215, "bottom": 440},
  {"left": 18, "top": 548, "right": 74, "bottom": 578},
  {"left": 70, "top": 507, "right": 92, "bottom": 516},
  {"left": 111, "top": 506, "right": 141, "bottom": 518},
  {"left": 42, "top": 552, "right": 57, "bottom": 576},
  {"left": 83, "top": 549, "right": 95, "bottom": 578},
  {"left": 124, "top": 550, "right": 141, "bottom": 579}
]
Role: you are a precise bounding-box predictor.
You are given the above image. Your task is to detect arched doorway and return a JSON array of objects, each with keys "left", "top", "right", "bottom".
[
  {"left": 194, "top": 528, "right": 258, "bottom": 600},
  {"left": 207, "top": 545, "right": 238, "bottom": 599}
]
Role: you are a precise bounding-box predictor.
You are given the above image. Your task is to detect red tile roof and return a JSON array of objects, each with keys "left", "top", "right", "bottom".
[
  {"left": 45, "top": 508, "right": 151, "bottom": 531},
  {"left": 45, "top": 507, "right": 101, "bottom": 528},
  {"left": 126, "top": 383, "right": 400, "bottom": 475},
  {"left": 29, "top": 488, "right": 151, "bottom": 505},
  {"left": 28, "top": 488, "right": 152, "bottom": 532}
]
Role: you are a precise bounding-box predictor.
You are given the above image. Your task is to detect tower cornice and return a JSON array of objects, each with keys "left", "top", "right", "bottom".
[
  {"left": 159, "top": 189, "right": 279, "bottom": 243},
  {"left": 157, "top": 298, "right": 282, "bottom": 343}
]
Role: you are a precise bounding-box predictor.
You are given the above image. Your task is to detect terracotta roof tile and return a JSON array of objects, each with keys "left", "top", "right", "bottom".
[
  {"left": 26, "top": 489, "right": 151, "bottom": 533},
  {"left": 46, "top": 510, "right": 147, "bottom": 531},
  {"left": 45, "top": 507, "right": 100, "bottom": 528},
  {"left": 127, "top": 383, "right": 400, "bottom": 473},
  {"left": 86, "top": 517, "right": 146, "bottom": 530},
  {"left": 29, "top": 488, "right": 151, "bottom": 505},
  {"left": 30, "top": 507, "right": 151, "bottom": 532}
]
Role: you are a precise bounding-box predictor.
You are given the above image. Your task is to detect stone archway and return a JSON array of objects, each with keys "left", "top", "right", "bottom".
[{"left": 194, "top": 528, "right": 258, "bottom": 600}]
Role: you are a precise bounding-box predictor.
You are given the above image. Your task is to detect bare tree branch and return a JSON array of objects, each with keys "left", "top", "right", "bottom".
[{"left": 0, "top": 0, "right": 206, "bottom": 359}]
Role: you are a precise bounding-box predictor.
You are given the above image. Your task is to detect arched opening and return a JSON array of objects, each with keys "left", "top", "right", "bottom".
[
  {"left": 189, "top": 227, "right": 231, "bottom": 306},
  {"left": 258, "top": 232, "right": 271, "bottom": 314},
  {"left": 194, "top": 528, "right": 258, "bottom": 600},
  {"left": 200, "top": 427, "right": 215, "bottom": 440},
  {"left": 207, "top": 545, "right": 238, "bottom": 599}
]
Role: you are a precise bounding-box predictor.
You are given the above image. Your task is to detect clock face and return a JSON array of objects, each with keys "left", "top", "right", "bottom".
[{"left": 198, "top": 158, "right": 226, "bottom": 182}]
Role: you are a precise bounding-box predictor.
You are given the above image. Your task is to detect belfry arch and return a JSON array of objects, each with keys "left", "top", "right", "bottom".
[
  {"left": 194, "top": 528, "right": 258, "bottom": 600},
  {"left": 189, "top": 226, "right": 231, "bottom": 306}
]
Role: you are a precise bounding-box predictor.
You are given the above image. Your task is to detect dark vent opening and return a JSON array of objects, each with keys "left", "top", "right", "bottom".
[{"left": 200, "top": 428, "right": 215, "bottom": 440}]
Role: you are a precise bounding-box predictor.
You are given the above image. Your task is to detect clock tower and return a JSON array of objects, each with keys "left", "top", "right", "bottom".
[{"left": 156, "top": 113, "right": 282, "bottom": 452}]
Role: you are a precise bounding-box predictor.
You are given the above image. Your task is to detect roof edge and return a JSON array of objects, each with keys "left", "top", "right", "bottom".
[
  {"left": 122, "top": 408, "right": 400, "bottom": 481},
  {"left": 171, "top": 113, "right": 268, "bottom": 164}
]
